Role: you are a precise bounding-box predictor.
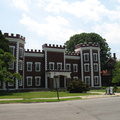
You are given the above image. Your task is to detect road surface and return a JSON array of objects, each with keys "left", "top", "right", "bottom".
[{"left": 0, "top": 97, "right": 120, "bottom": 120}]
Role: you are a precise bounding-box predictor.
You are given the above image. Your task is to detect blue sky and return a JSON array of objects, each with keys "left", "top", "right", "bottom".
[{"left": 1, "top": 0, "right": 120, "bottom": 59}]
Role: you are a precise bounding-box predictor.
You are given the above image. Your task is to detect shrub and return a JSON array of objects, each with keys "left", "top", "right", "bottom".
[{"left": 67, "top": 79, "right": 90, "bottom": 93}]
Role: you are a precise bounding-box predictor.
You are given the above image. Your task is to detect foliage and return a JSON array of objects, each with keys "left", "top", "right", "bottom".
[
  {"left": 112, "top": 61, "right": 120, "bottom": 84},
  {"left": 65, "top": 33, "right": 111, "bottom": 70},
  {"left": 0, "top": 49, "right": 22, "bottom": 83},
  {"left": 67, "top": 79, "right": 90, "bottom": 93},
  {"left": 0, "top": 30, "right": 10, "bottom": 52},
  {"left": 113, "top": 85, "right": 118, "bottom": 92},
  {"left": 0, "top": 31, "right": 22, "bottom": 83}
]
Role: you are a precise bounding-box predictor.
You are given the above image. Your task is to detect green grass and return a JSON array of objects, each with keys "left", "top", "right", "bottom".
[
  {"left": 0, "top": 97, "right": 82, "bottom": 104},
  {"left": 0, "top": 91, "right": 100, "bottom": 99},
  {"left": 90, "top": 89, "right": 106, "bottom": 92}
]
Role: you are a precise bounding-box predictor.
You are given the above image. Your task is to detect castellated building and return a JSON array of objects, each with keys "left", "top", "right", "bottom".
[{"left": 0, "top": 33, "right": 101, "bottom": 91}]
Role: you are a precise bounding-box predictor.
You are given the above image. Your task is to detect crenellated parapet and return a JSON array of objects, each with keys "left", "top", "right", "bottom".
[
  {"left": 4, "top": 33, "right": 25, "bottom": 41},
  {"left": 65, "top": 51, "right": 79, "bottom": 56},
  {"left": 75, "top": 42, "right": 99, "bottom": 49},
  {"left": 42, "top": 43, "right": 65, "bottom": 49},
  {"left": 25, "top": 49, "right": 44, "bottom": 53}
]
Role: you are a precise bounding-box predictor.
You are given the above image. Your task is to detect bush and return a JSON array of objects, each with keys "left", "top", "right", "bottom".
[
  {"left": 67, "top": 79, "right": 90, "bottom": 93},
  {"left": 113, "top": 85, "right": 118, "bottom": 92}
]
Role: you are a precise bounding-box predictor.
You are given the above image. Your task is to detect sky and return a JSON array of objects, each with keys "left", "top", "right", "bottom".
[{"left": 0, "top": 0, "right": 120, "bottom": 59}]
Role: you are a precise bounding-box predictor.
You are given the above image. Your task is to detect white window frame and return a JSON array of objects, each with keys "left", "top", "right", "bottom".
[
  {"left": 49, "top": 62, "right": 55, "bottom": 70},
  {"left": 27, "top": 62, "right": 32, "bottom": 71},
  {"left": 94, "top": 76, "right": 99, "bottom": 85},
  {"left": 9, "top": 46, "right": 15, "bottom": 56},
  {"left": 85, "top": 76, "right": 90, "bottom": 85},
  {"left": 84, "top": 63, "right": 90, "bottom": 72},
  {"left": 35, "top": 76, "right": 41, "bottom": 86},
  {"left": 19, "top": 79, "right": 23, "bottom": 86},
  {"left": 35, "top": 62, "right": 41, "bottom": 72},
  {"left": 84, "top": 53, "right": 89, "bottom": 61},
  {"left": 9, "top": 60, "right": 14, "bottom": 70},
  {"left": 73, "top": 76, "right": 78, "bottom": 80},
  {"left": 66, "top": 63, "right": 71, "bottom": 71},
  {"left": 19, "top": 60, "right": 23, "bottom": 70},
  {"left": 93, "top": 53, "right": 98, "bottom": 61},
  {"left": 27, "top": 76, "right": 32, "bottom": 86},
  {"left": 57, "top": 62, "right": 62, "bottom": 70},
  {"left": 8, "top": 82, "right": 14, "bottom": 86},
  {"left": 73, "top": 64, "right": 78, "bottom": 72},
  {"left": 94, "top": 63, "right": 98, "bottom": 72}
]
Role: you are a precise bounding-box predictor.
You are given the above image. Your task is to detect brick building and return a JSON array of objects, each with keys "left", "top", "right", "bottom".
[{"left": 0, "top": 33, "right": 101, "bottom": 91}]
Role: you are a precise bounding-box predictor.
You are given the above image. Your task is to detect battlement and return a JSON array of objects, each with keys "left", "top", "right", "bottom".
[
  {"left": 4, "top": 33, "right": 25, "bottom": 41},
  {"left": 25, "top": 49, "right": 44, "bottom": 53},
  {"left": 75, "top": 42, "right": 99, "bottom": 49},
  {"left": 42, "top": 44, "right": 65, "bottom": 49},
  {"left": 65, "top": 51, "right": 79, "bottom": 56}
]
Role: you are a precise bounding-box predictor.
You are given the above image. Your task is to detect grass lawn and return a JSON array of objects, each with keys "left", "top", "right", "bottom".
[{"left": 0, "top": 91, "right": 100, "bottom": 99}]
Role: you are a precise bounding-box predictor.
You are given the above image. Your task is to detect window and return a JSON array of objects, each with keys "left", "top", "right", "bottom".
[
  {"left": 73, "top": 64, "right": 78, "bottom": 72},
  {"left": 19, "top": 79, "right": 23, "bottom": 86},
  {"left": 93, "top": 53, "right": 98, "bottom": 61},
  {"left": 9, "top": 60, "right": 14, "bottom": 69},
  {"left": 35, "top": 62, "right": 41, "bottom": 72},
  {"left": 35, "top": 76, "right": 41, "bottom": 86},
  {"left": 27, "top": 77, "right": 32, "bottom": 86},
  {"left": 85, "top": 76, "right": 90, "bottom": 85},
  {"left": 19, "top": 60, "right": 23, "bottom": 70},
  {"left": 9, "top": 46, "right": 15, "bottom": 56},
  {"left": 84, "top": 53, "right": 89, "bottom": 61},
  {"left": 19, "top": 48, "right": 23, "bottom": 58},
  {"left": 8, "top": 82, "right": 14, "bottom": 86},
  {"left": 84, "top": 64, "right": 89, "bottom": 72},
  {"left": 49, "top": 62, "right": 54, "bottom": 70},
  {"left": 94, "top": 63, "right": 98, "bottom": 72},
  {"left": 57, "top": 62, "right": 62, "bottom": 70},
  {"left": 27, "top": 62, "right": 32, "bottom": 71},
  {"left": 94, "top": 76, "right": 99, "bottom": 85},
  {"left": 66, "top": 64, "right": 71, "bottom": 71},
  {"left": 73, "top": 76, "right": 78, "bottom": 80}
]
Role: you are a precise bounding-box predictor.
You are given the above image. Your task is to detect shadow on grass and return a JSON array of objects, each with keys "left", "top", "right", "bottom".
[{"left": 0, "top": 91, "right": 13, "bottom": 96}]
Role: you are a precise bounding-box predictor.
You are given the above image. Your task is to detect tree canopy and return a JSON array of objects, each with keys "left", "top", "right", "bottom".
[
  {"left": 112, "top": 61, "right": 120, "bottom": 84},
  {"left": 0, "top": 30, "right": 9, "bottom": 52},
  {"left": 0, "top": 31, "right": 22, "bottom": 83},
  {"left": 65, "top": 33, "right": 111, "bottom": 70}
]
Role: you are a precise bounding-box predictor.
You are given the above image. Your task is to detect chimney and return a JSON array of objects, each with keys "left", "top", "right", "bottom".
[{"left": 113, "top": 53, "right": 116, "bottom": 60}]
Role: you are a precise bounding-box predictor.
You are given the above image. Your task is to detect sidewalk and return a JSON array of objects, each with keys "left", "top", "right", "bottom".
[{"left": 0, "top": 92, "right": 120, "bottom": 101}]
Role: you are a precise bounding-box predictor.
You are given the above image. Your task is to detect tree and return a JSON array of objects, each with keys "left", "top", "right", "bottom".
[
  {"left": 0, "top": 49, "right": 22, "bottom": 83},
  {"left": 0, "top": 30, "right": 10, "bottom": 52},
  {"left": 65, "top": 33, "right": 111, "bottom": 70},
  {"left": 67, "top": 79, "right": 90, "bottom": 93},
  {"left": 112, "top": 61, "right": 120, "bottom": 84},
  {"left": 0, "top": 31, "right": 22, "bottom": 83}
]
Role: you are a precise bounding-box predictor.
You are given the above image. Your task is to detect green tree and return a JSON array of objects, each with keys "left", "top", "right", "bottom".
[
  {"left": 65, "top": 33, "right": 111, "bottom": 70},
  {"left": 0, "top": 49, "right": 22, "bottom": 83},
  {"left": 112, "top": 61, "right": 120, "bottom": 84},
  {"left": 0, "top": 30, "right": 9, "bottom": 52},
  {"left": 0, "top": 31, "right": 22, "bottom": 83}
]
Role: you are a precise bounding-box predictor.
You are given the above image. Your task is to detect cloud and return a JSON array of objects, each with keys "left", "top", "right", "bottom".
[
  {"left": 12, "top": 0, "right": 29, "bottom": 12},
  {"left": 93, "top": 23, "right": 120, "bottom": 44},
  {"left": 20, "top": 14, "right": 83, "bottom": 44},
  {"left": 38, "top": 0, "right": 110, "bottom": 22}
]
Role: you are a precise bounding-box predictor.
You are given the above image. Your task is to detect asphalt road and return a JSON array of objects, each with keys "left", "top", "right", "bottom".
[{"left": 0, "top": 97, "right": 120, "bottom": 120}]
